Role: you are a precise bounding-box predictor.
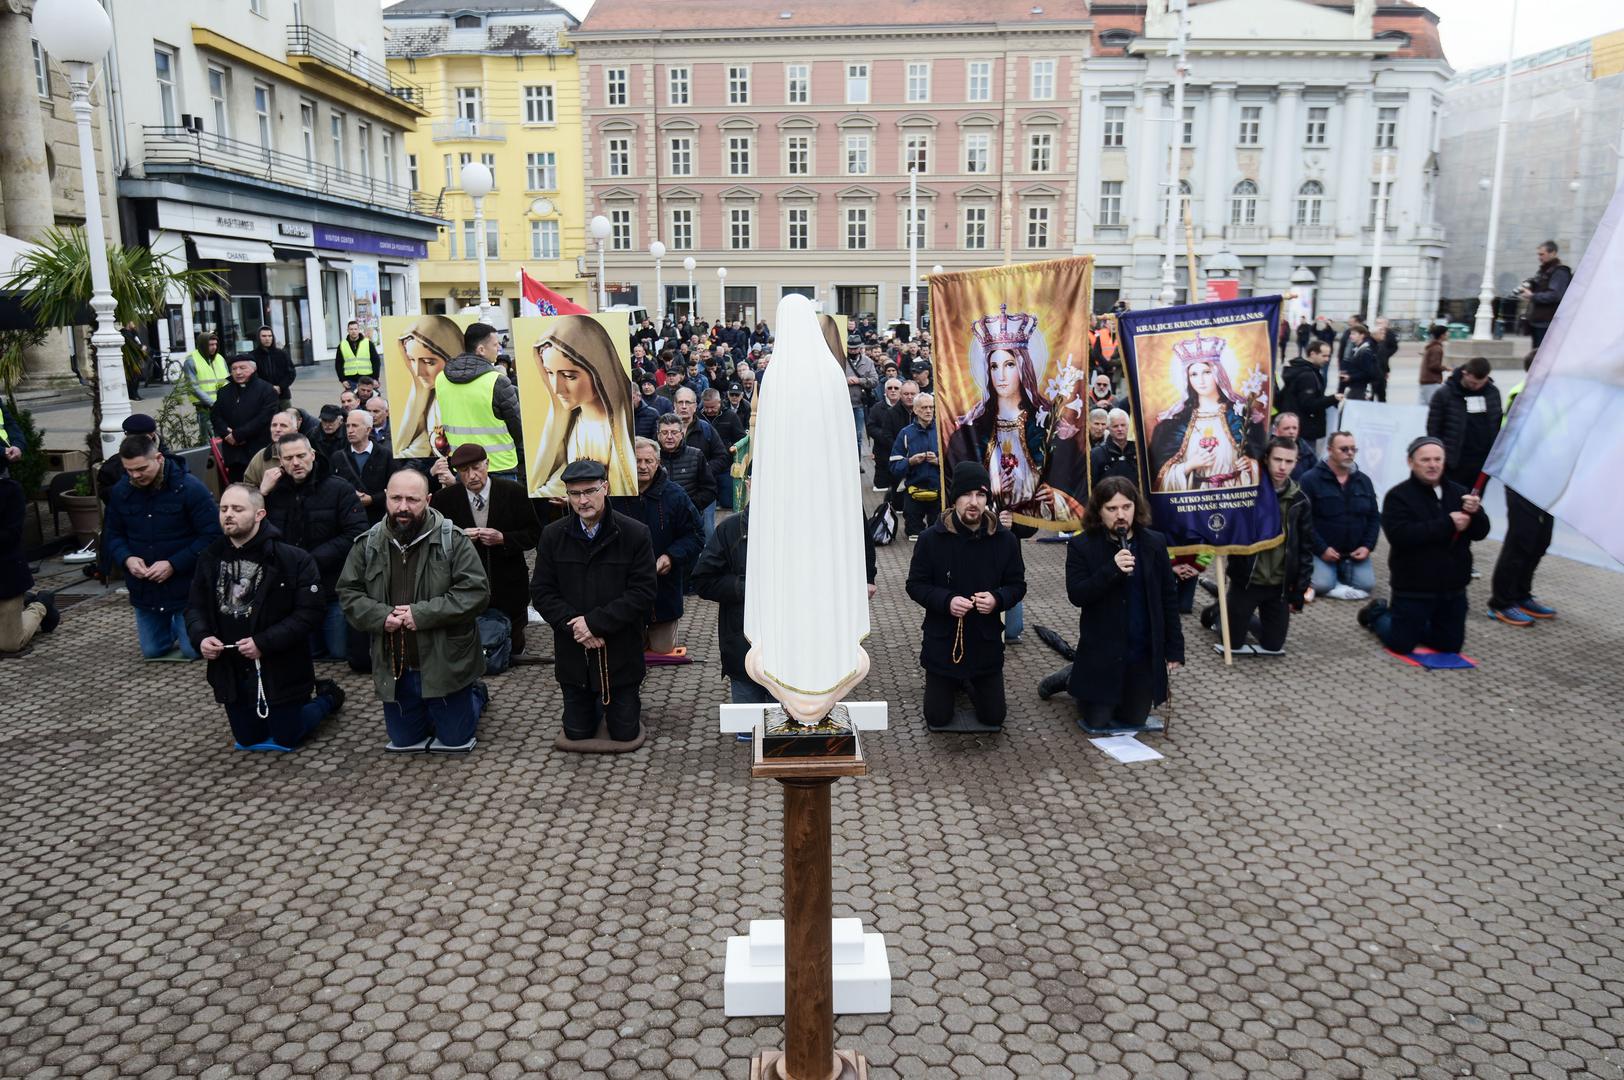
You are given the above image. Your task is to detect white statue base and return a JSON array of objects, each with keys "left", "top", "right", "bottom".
[
  {"left": 718, "top": 701, "right": 889, "bottom": 735},
  {"left": 724, "top": 917, "right": 892, "bottom": 1017}
]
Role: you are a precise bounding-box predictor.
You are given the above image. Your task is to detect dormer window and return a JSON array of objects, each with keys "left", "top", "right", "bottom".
[
  {"left": 454, "top": 14, "right": 481, "bottom": 29},
  {"left": 1099, "top": 28, "right": 1134, "bottom": 48}
]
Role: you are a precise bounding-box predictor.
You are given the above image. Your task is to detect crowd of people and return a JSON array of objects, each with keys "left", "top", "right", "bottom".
[{"left": 0, "top": 275, "right": 1567, "bottom": 751}]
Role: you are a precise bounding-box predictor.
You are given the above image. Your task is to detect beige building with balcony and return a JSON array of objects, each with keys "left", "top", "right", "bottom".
[{"left": 108, "top": 0, "right": 442, "bottom": 367}]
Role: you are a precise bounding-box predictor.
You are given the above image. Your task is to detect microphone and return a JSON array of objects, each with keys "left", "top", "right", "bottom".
[{"left": 1114, "top": 525, "right": 1129, "bottom": 551}]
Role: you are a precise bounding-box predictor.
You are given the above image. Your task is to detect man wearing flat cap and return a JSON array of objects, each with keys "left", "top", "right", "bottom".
[
  {"left": 211, "top": 355, "right": 280, "bottom": 482},
  {"left": 432, "top": 443, "right": 541, "bottom": 654},
  {"left": 1359, "top": 435, "right": 1489, "bottom": 655},
  {"left": 905, "top": 460, "right": 1027, "bottom": 732},
  {"left": 530, "top": 458, "right": 659, "bottom": 743}
]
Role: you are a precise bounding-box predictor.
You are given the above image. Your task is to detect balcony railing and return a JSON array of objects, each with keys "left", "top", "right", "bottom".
[
  {"left": 1292, "top": 224, "right": 1334, "bottom": 243},
  {"left": 287, "top": 23, "right": 423, "bottom": 106},
  {"left": 1224, "top": 224, "right": 1266, "bottom": 242},
  {"left": 1415, "top": 223, "right": 1447, "bottom": 242},
  {"left": 430, "top": 119, "right": 507, "bottom": 142},
  {"left": 142, "top": 126, "right": 442, "bottom": 218}
]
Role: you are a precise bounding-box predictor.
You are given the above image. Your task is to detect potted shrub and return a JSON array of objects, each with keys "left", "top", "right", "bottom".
[{"left": 60, "top": 471, "right": 101, "bottom": 539}]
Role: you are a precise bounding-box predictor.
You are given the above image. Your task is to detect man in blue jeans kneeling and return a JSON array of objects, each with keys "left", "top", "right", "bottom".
[{"left": 339, "top": 469, "right": 490, "bottom": 753}]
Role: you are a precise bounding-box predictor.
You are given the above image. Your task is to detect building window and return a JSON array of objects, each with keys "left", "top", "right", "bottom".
[
  {"left": 845, "top": 133, "right": 870, "bottom": 175},
  {"left": 905, "top": 206, "right": 927, "bottom": 250},
  {"left": 301, "top": 102, "right": 316, "bottom": 165},
  {"left": 1098, "top": 181, "right": 1122, "bottom": 226},
  {"left": 607, "top": 137, "right": 630, "bottom": 177},
  {"left": 1231, "top": 179, "right": 1258, "bottom": 225},
  {"left": 786, "top": 64, "right": 809, "bottom": 105},
  {"left": 964, "top": 132, "right": 990, "bottom": 173},
  {"left": 846, "top": 63, "right": 869, "bottom": 105},
  {"left": 967, "top": 60, "right": 992, "bottom": 102},
  {"left": 443, "top": 153, "right": 453, "bottom": 189},
  {"left": 905, "top": 133, "right": 929, "bottom": 174},
  {"left": 1238, "top": 105, "right": 1262, "bottom": 145},
  {"left": 730, "top": 207, "right": 753, "bottom": 250},
  {"left": 1163, "top": 179, "right": 1192, "bottom": 225},
  {"left": 480, "top": 152, "right": 495, "bottom": 186},
  {"left": 1026, "top": 205, "right": 1050, "bottom": 248},
  {"left": 963, "top": 206, "right": 988, "bottom": 249},
  {"left": 531, "top": 219, "right": 561, "bottom": 260},
  {"left": 31, "top": 41, "right": 47, "bottom": 98},
  {"left": 357, "top": 122, "right": 371, "bottom": 178},
  {"left": 455, "top": 86, "right": 482, "bottom": 124},
  {"left": 1296, "top": 180, "right": 1324, "bottom": 226},
  {"left": 668, "top": 67, "right": 690, "bottom": 106},
  {"left": 907, "top": 62, "right": 930, "bottom": 103},
  {"left": 786, "top": 135, "right": 809, "bottom": 175},
  {"left": 610, "top": 208, "right": 633, "bottom": 250},
  {"left": 463, "top": 219, "right": 498, "bottom": 258},
  {"left": 1368, "top": 179, "right": 1392, "bottom": 227},
  {"left": 1102, "top": 105, "right": 1125, "bottom": 148},
  {"left": 1029, "top": 132, "right": 1053, "bottom": 172},
  {"left": 526, "top": 151, "right": 557, "bottom": 190},
  {"left": 524, "top": 85, "right": 555, "bottom": 124},
  {"left": 605, "top": 68, "right": 628, "bottom": 107},
  {"left": 1375, "top": 106, "right": 1399, "bottom": 149},
  {"left": 669, "top": 137, "right": 692, "bottom": 177},
  {"left": 330, "top": 111, "right": 345, "bottom": 167},
  {"left": 787, "top": 207, "right": 810, "bottom": 250},
  {"left": 670, "top": 208, "right": 694, "bottom": 250},
  {"left": 154, "top": 46, "right": 178, "bottom": 126},
  {"left": 728, "top": 135, "right": 752, "bottom": 176},
  {"left": 408, "top": 153, "right": 419, "bottom": 191},
  {"left": 1305, "top": 106, "right": 1328, "bottom": 146},
  {"left": 254, "top": 84, "right": 273, "bottom": 153},
  {"left": 1030, "top": 58, "right": 1055, "bottom": 101},
  {"left": 845, "top": 206, "right": 869, "bottom": 250},
  {"left": 1182, "top": 105, "right": 1195, "bottom": 147},
  {"left": 383, "top": 131, "right": 396, "bottom": 187},
  {"left": 446, "top": 227, "right": 457, "bottom": 260},
  {"left": 728, "top": 66, "right": 750, "bottom": 105},
  {"left": 250, "top": 0, "right": 264, "bottom": 14},
  {"left": 208, "top": 66, "right": 230, "bottom": 138}
]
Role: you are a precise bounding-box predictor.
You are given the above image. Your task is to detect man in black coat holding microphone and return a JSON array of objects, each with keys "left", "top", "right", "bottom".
[{"left": 905, "top": 461, "right": 1026, "bottom": 732}]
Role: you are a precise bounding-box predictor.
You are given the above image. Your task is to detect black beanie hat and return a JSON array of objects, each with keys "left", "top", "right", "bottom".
[{"left": 949, "top": 460, "right": 991, "bottom": 501}]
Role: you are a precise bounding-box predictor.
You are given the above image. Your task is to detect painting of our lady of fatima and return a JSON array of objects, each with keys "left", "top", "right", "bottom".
[{"left": 1143, "top": 329, "right": 1271, "bottom": 494}]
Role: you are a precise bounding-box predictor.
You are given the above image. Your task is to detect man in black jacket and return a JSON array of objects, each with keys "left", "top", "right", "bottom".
[
  {"left": 530, "top": 459, "right": 659, "bottom": 743},
  {"left": 1518, "top": 241, "right": 1571, "bottom": 347},
  {"left": 905, "top": 462, "right": 1027, "bottom": 732},
  {"left": 1277, "top": 340, "right": 1342, "bottom": 444},
  {"left": 1340, "top": 324, "right": 1378, "bottom": 401},
  {"left": 185, "top": 484, "right": 344, "bottom": 751},
  {"left": 1426, "top": 358, "right": 1502, "bottom": 488},
  {"left": 432, "top": 443, "right": 542, "bottom": 654},
  {"left": 1089, "top": 408, "right": 1138, "bottom": 488},
  {"left": 692, "top": 505, "right": 763, "bottom": 704},
  {"left": 330, "top": 409, "right": 393, "bottom": 523},
  {"left": 701, "top": 388, "right": 746, "bottom": 449},
  {"left": 1200, "top": 438, "right": 1315, "bottom": 656},
  {"left": 211, "top": 356, "right": 280, "bottom": 482},
  {"left": 657, "top": 413, "right": 717, "bottom": 521},
  {"left": 264, "top": 433, "right": 369, "bottom": 661},
  {"left": 673, "top": 387, "right": 729, "bottom": 525},
  {"left": 865, "top": 378, "right": 906, "bottom": 492},
  {"left": 1360, "top": 437, "right": 1490, "bottom": 655},
  {"left": 251, "top": 326, "right": 296, "bottom": 410}
]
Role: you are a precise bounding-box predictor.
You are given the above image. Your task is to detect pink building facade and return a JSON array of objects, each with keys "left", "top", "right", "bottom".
[{"left": 572, "top": 2, "right": 1092, "bottom": 327}]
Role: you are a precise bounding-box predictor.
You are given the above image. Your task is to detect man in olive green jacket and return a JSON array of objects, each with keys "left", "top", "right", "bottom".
[{"left": 337, "top": 469, "right": 490, "bottom": 753}]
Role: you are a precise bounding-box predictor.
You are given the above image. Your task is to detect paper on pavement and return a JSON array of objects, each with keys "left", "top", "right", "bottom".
[{"left": 1089, "top": 735, "right": 1164, "bottom": 763}]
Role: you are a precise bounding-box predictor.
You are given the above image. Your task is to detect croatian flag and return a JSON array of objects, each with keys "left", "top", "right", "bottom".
[
  {"left": 519, "top": 269, "right": 589, "bottom": 317},
  {"left": 1484, "top": 183, "right": 1624, "bottom": 564}
]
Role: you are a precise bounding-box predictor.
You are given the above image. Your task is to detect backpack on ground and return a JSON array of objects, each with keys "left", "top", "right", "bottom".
[
  {"left": 867, "top": 497, "right": 899, "bottom": 546},
  {"left": 477, "top": 607, "right": 513, "bottom": 674}
]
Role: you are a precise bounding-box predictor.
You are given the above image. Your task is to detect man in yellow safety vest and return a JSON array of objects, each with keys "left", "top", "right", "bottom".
[
  {"left": 182, "top": 332, "right": 231, "bottom": 445},
  {"left": 333, "top": 320, "right": 379, "bottom": 389},
  {"left": 433, "top": 322, "right": 523, "bottom": 480}
]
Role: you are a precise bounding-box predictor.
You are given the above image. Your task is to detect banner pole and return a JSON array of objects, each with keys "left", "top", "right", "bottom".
[
  {"left": 1214, "top": 553, "right": 1234, "bottom": 667},
  {"left": 1183, "top": 215, "right": 1200, "bottom": 302}
]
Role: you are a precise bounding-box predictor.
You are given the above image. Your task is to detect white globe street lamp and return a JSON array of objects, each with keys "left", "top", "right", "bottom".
[
  {"left": 589, "top": 214, "right": 612, "bottom": 311},
  {"left": 649, "top": 240, "right": 666, "bottom": 325},
  {"left": 716, "top": 266, "right": 728, "bottom": 324},
  {"left": 459, "top": 161, "right": 494, "bottom": 320},
  {"left": 33, "top": 0, "right": 128, "bottom": 460},
  {"left": 682, "top": 256, "right": 696, "bottom": 320}
]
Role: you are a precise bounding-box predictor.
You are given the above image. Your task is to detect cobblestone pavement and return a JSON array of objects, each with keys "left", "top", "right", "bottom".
[{"left": 3, "top": 516, "right": 1622, "bottom": 1079}]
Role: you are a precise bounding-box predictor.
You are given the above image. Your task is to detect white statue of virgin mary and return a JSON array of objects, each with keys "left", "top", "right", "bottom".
[{"left": 743, "top": 294, "right": 871, "bottom": 722}]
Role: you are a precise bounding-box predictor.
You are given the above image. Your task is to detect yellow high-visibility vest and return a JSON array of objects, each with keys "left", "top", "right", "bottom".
[
  {"left": 188, "top": 349, "right": 230, "bottom": 403},
  {"left": 434, "top": 369, "right": 517, "bottom": 471},
  {"left": 339, "top": 337, "right": 375, "bottom": 376}
]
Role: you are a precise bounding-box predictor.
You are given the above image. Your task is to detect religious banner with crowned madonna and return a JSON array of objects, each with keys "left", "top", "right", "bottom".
[
  {"left": 929, "top": 256, "right": 1095, "bottom": 530},
  {"left": 1117, "top": 296, "right": 1285, "bottom": 554}
]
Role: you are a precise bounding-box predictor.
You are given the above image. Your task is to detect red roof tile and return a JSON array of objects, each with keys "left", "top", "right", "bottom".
[{"left": 578, "top": 0, "right": 1091, "bottom": 34}]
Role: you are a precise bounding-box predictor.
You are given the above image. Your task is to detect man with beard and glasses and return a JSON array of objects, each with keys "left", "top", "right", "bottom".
[
  {"left": 338, "top": 469, "right": 491, "bottom": 753},
  {"left": 186, "top": 485, "right": 345, "bottom": 751}
]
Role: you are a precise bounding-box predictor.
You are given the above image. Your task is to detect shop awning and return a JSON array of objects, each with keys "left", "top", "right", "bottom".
[{"left": 189, "top": 235, "right": 275, "bottom": 264}]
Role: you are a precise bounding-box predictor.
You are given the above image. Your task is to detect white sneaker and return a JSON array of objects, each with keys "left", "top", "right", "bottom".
[
  {"left": 1325, "top": 584, "right": 1356, "bottom": 600},
  {"left": 1340, "top": 587, "right": 1370, "bottom": 600},
  {"left": 62, "top": 540, "right": 98, "bottom": 564}
]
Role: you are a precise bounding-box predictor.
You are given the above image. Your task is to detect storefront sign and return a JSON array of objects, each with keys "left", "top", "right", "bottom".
[
  {"left": 314, "top": 225, "right": 427, "bottom": 261},
  {"left": 155, "top": 200, "right": 314, "bottom": 247},
  {"left": 278, "top": 222, "right": 312, "bottom": 239}
]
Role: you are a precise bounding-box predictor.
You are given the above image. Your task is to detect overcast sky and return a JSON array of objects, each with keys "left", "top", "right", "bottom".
[{"left": 389, "top": 0, "right": 1621, "bottom": 75}]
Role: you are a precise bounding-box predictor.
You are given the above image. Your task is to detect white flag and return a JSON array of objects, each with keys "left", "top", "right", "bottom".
[{"left": 1485, "top": 184, "right": 1624, "bottom": 564}]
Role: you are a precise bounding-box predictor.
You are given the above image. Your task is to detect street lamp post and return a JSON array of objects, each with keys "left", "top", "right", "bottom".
[
  {"left": 1473, "top": 0, "right": 1519, "bottom": 340},
  {"left": 683, "top": 256, "right": 696, "bottom": 321},
  {"left": 649, "top": 241, "right": 666, "bottom": 325},
  {"left": 1367, "top": 151, "right": 1393, "bottom": 321},
  {"left": 1160, "top": 0, "right": 1191, "bottom": 307},
  {"left": 590, "top": 215, "right": 612, "bottom": 311},
  {"left": 717, "top": 266, "right": 728, "bottom": 323},
  {"left": 908, "top": 167, "right": 919, "bottom": 332},
  {"left": 33, "top": 0, "right": 128, "bottom": 461},
  {"left": 460, "top": 161, "right": 494, "bottom": 321}
]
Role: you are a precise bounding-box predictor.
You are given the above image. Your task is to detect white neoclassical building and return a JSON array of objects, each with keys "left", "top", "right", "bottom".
[{"left": 1076, "top": 0, "right": 1451, "bottom": 327}]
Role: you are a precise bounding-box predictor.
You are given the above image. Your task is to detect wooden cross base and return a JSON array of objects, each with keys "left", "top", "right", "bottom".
[{"left": 750, "top": 1048, "right": 869, "bottom": 1080}]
